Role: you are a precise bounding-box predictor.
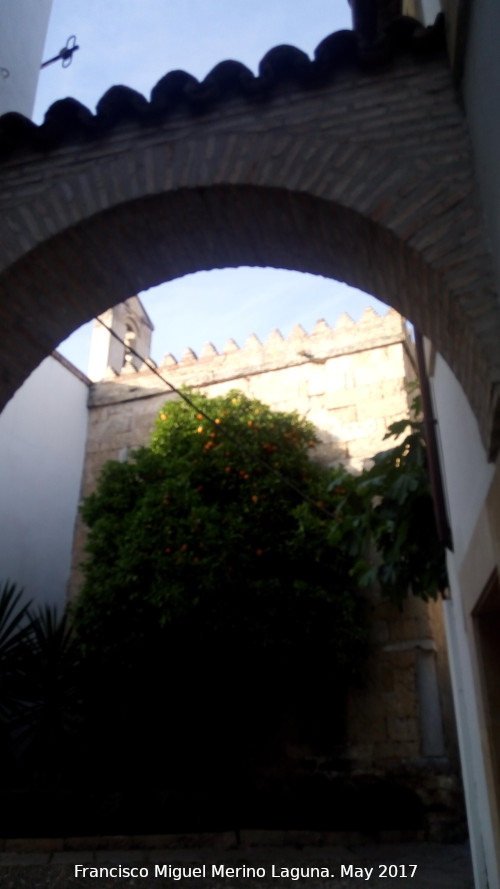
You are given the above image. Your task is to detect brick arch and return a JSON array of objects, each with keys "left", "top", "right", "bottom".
[{"left": 1, "top": 40, "right": 499, "bottom": 453}]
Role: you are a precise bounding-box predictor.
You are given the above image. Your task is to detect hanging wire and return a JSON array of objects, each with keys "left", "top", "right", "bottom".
[{"left": 96, "top": 315, "right": 339, "bottom": 521}]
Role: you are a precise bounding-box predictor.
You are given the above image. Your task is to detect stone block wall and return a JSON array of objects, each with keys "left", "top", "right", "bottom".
[
  {"left": 68, "top": 304, "right": 462, "bottom": 838},
  {"left": 70, "top": 306, "right": 416, "bottom": 597}
]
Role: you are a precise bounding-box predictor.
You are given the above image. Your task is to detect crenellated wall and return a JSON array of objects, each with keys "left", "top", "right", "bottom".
[{"left": 82, "top": 306, "right": 415, "bottom": 482}]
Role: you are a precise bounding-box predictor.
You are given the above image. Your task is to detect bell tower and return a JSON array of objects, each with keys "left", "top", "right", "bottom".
[{"left": 87, "top": 296, "right": 154, "bottom": 381}]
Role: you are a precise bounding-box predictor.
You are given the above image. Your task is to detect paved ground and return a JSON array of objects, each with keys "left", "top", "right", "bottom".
[{"left": 0, "top": 841, "right": 474, "bottom": 889}]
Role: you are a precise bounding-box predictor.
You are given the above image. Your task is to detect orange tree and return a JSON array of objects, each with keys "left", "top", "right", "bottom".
[
  {"left": 73, "top": 389, "right": 447, "bottom": 671},
  {"left": 70, "top": 389, "right": 446, "bottom": 804},
  {"left": 72, "top": 392, "right": 369, "bottom": 791},
  {"left": 73, "top": 390, "right": 366, "bottom": 676}
]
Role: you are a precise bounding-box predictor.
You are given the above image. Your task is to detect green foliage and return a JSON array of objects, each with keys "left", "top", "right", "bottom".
[
  {"left": 73, "top": 391, "right": 367, "bottom": 679},
  {"left": 0, "top": 583, "right": 82, "bottom": 780},
  {"left": 73, "top": 389, "right": 447, "bottom": 687},
  {"left": 14, "top": 607, "right": 82, "bottom": 771},
  {"left": 0, "top": 581, "right": 32, "bottom": 729},
  {"left": 326, "top": 400, "right": 448, "bottom": 605}
]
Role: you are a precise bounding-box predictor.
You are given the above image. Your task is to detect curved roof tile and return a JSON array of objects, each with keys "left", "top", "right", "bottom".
[
  {"left": 0, "top": 15, "right": 445, "bottom": 161},
  {"left": 258, "top": 45, "right": 314, "bottom": 88},
  {"left": 314, "top": 30, "right": 359, "bottom": 73},
  {"left": 96, "top": 85, "right": 150, "bottom": 125},
  {"left": 150, "top": 70, "right": 200, "bottom": 112},
  {"left": 197, "top": 60, "right": 257, "bottom": 101}
]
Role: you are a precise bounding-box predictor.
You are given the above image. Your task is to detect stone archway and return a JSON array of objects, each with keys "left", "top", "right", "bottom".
[{"left": 0, "top": 19, "right": 498, "bottom": 453}]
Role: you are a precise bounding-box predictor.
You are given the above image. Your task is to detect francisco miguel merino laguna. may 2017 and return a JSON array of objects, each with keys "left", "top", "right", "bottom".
[{"left": 74, "top": 863, "right": 419, "bottom": 879}]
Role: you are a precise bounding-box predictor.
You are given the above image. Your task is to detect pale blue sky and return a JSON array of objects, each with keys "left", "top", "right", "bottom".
[{"left": 34, "top": 1, "right": 387, "bottom": 372}]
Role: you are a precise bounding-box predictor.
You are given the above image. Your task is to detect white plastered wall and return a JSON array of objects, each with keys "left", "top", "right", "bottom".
[
  {"left": 455, "top": 2, "right": 500, "bottom": 883},
  {"left": 0, "top": 0, "right": 53, "bottom": 117},
  {"left": 0, "top": 354, "right": 89, "bottom": 610},
  {"left": 430, "top": 350, "right": 499, "bottom": 889}
]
